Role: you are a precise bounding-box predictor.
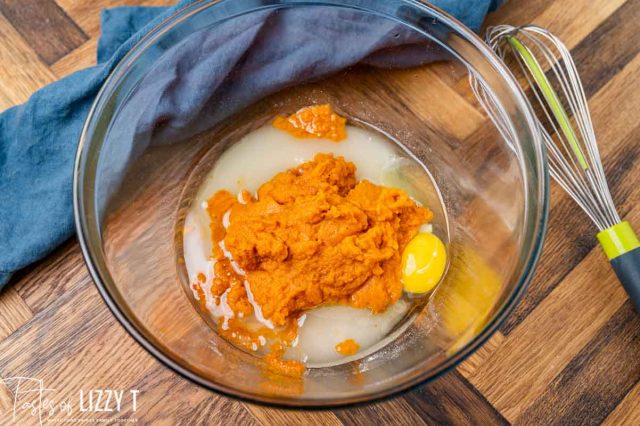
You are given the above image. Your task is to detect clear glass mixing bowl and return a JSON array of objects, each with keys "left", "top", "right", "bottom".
[{"left": 74, "top": 0, "right": 548, "bottom": 407}]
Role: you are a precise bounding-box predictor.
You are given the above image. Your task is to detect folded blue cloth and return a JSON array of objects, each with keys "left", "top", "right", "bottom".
[{"left": 0, "top": 0, "right": 501, "bottom": 287}]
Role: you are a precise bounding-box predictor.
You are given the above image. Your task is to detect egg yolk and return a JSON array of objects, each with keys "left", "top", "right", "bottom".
[{"left": 401, "top": 233, "right": 447, "bottom": 293}]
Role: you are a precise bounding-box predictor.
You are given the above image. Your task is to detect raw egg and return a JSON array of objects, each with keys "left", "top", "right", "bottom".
[{"left": 401, "top": 232, "right": 447, "bottom": 294}]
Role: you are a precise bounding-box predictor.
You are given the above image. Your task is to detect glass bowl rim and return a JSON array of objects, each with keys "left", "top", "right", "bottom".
[{"left": 73, "top": 0, "right": 549, "bottom": 408}]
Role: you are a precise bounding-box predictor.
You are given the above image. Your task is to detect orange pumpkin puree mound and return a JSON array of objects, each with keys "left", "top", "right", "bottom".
[
  {"left": 207, "top": 153, "right": 432, "bottom": 327},
  {"left": 272, "top": 104, "right": 347, "bottom": 141},
  {"left": 336, "top": 339, "right": 360, "bottom": 356}
]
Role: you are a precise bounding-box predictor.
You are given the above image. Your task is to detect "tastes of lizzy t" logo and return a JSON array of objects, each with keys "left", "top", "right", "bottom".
[{"left": 0, "top": 376, "right": 140, "bottom": 425}]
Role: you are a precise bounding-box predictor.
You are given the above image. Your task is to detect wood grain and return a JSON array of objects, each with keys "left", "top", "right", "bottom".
[
  {"left": 375, "top": 67, "right": 486, "bottom": 141},
  {"left": 14, "top": 240, "right": 89, "bottom": 314},
  {"left": 0, "top": 13, "right": 56, "bottom": 109},
  {"left": 469, "top": 177, "right": 640, "bottom": 422},
  {"left": 456, "top": 332, "right": 504, "bottom": 379},
  {"left": 335, "top": 398, "right": 428, "bottom": 426},
  {"left": 0, "top": 0, "right": 87, "bottom": 64},
  {"left": 571, "top": 0, "right": 640, "bottom": 98},
  {"left": 484, "top": 0, "right": 555, "bottom": 28},
  {"left": 1, "top": 0, "right": 639, "bottom": 424},
  {"left": 469, "top": 243, "right": 630, "bottom": 421},
  {"left": 404, "top": 371, "right": 509, "bottom": 425},
  {"left": 246, "top": 404, "right": 342, "bottom": 426},
  {"left": 515, "top": 301, "right": 640, "bottom": 426},
  {"left": 56, "top": 0, "right": 171, "bottom": 37},
  {"left": 528, "top": 0, "right": 625, "bottom": 47},
  {"left": 50, "top": 38, "right": 98, "bottom": 79},
  {"left": 0, "top": 289, "right": 32, "bottom": 340},
  {"left": 604, "top": 381, "right": 640, "bottom": 426}
]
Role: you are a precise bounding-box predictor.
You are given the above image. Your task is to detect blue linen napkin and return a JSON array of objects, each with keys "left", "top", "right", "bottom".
[{"left": 0, "top": 0, "right": 501, "bottom": 287}]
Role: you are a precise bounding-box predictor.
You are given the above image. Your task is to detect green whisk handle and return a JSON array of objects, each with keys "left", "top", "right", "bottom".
[{"left": 598, "top": 222, "right": 640, "bottom": 312}]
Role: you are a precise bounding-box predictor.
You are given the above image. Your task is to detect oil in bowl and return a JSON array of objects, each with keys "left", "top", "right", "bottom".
[{"left": 180, "top": 105, "right": 449, "bottom": 372}]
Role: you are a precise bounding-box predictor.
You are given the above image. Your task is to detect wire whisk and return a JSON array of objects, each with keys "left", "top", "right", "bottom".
[
  {"left": 473, "top": 24, "right": 640, "bottom": 311},
  {"left": 487, "top": 25, "right": 620, "bottom": 231}
]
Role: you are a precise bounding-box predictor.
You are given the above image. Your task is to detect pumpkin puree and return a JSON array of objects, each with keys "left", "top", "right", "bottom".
[
  {"left": 207, "top": 153, "right": 431, "bottom": 326},
  {"left": 272, "top": 104, "right": 347, "bottom": 141},
  {"left": 336, "top": 339, "right": 360, "bottom": 356},
  {"left": 201, "top": 108, "right": 431, "bottom": 377}
]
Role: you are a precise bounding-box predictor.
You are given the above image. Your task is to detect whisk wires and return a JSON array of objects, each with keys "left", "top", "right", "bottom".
[{"left": 482, "top": 25, "right": 620, "bottom": 231}]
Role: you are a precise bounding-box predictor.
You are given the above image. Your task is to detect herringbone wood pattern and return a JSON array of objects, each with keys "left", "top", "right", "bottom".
[{"left": 1, "top": 0, "right": 639, "bottom": 424}]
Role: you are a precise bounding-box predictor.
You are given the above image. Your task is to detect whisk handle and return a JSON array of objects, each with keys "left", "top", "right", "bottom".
[
  {"left": 598, "top": 222, "right": 640, "bottom": 312},
  {"left": 610, "top": 248, "right": 640, "bottom": 312}
]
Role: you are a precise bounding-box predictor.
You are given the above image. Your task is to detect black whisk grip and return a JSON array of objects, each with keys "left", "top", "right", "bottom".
[
  {"left": 598, "top": 221, "right": 640, "bottom": 312},
  {"left": 610, "top": 248, "right": 640, "bottom": 312}
]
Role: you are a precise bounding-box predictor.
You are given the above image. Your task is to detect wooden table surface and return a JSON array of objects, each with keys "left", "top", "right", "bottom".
[{"left": 1, "top": 0, "right": 640, "bottom": 424}]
